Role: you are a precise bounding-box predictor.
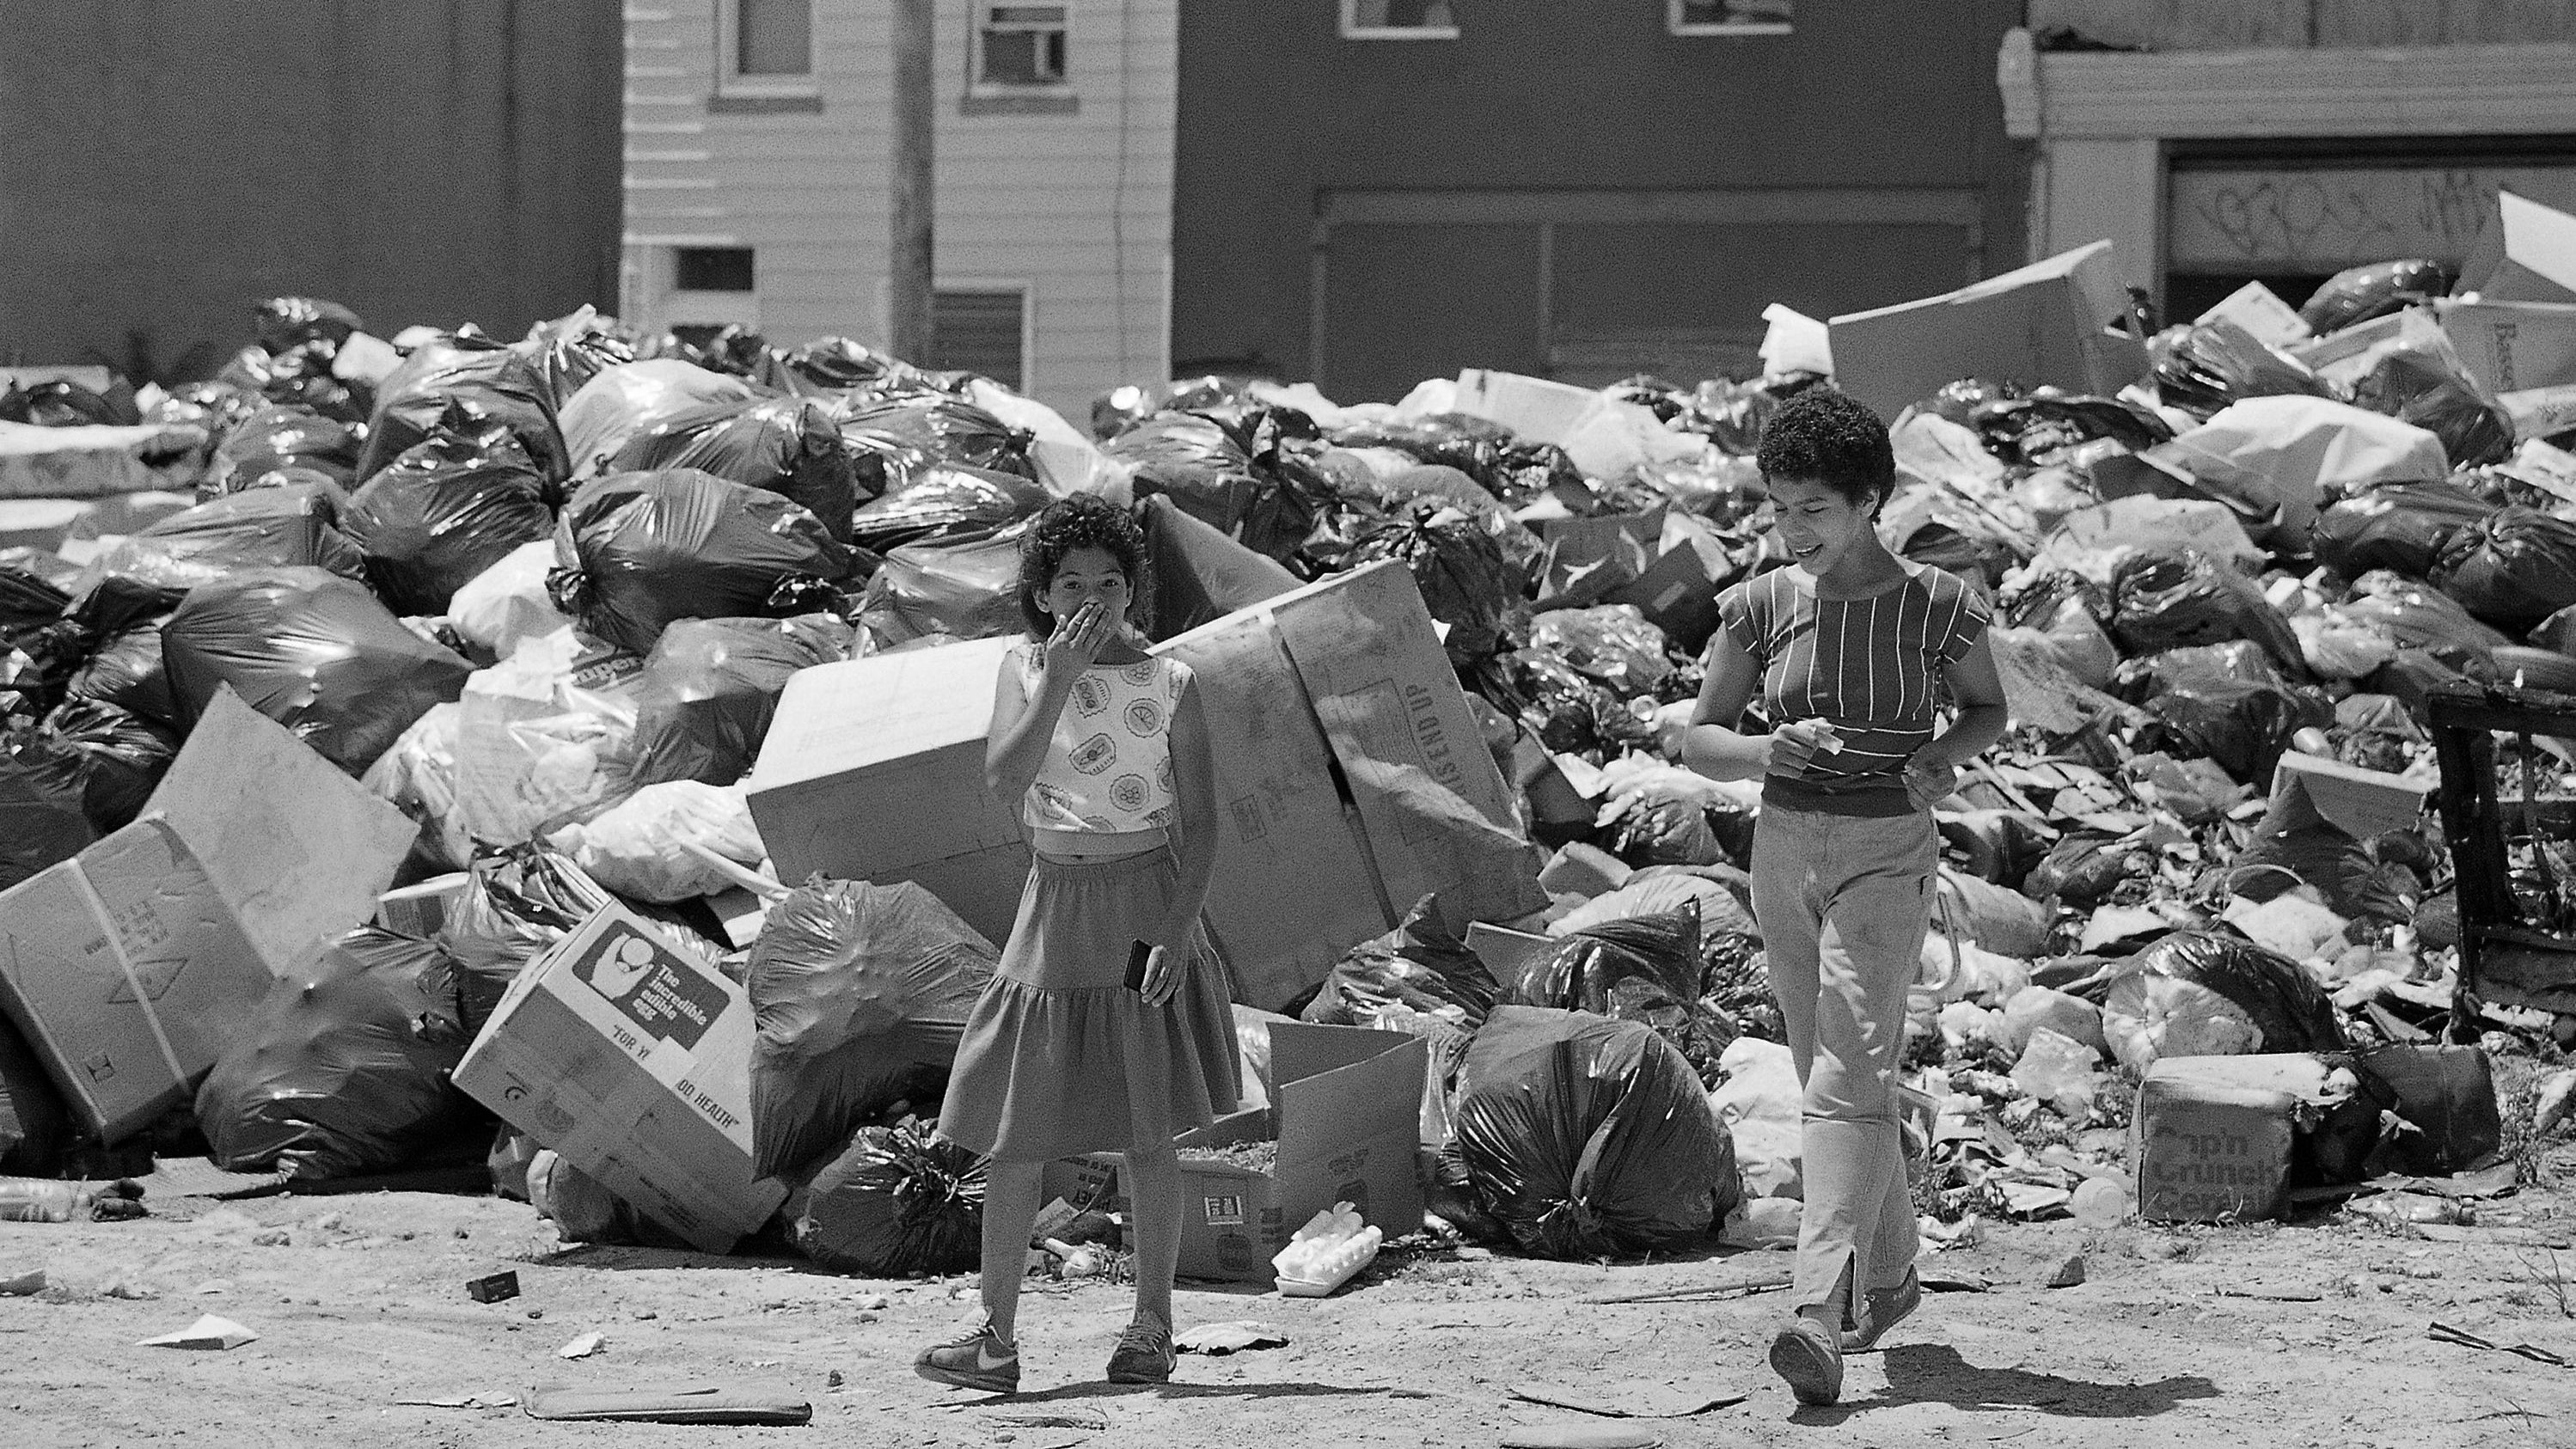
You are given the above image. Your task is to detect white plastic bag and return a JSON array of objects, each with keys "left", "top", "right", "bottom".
[
  {"left": 1709, "top": 1037, "right": 1803, "bottom": 1200},
  {"left": 448, "top": 540, "right": 572, "bottom": 658},
  {"left": 547, "top": 780, "right": 764, "bottom": 902}
]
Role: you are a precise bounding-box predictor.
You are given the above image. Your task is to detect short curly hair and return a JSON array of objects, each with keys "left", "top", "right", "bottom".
[
  {"left": 1755, "top": 387, "right": 1897, "bottom": 520},
  {"left": 1016, "top": 492, "right": 1152, "bottom": 639}
]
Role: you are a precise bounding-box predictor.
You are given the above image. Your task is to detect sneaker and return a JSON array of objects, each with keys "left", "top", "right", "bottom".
[
  {"left": 1105, "top": 1315, "right": 1175, "bottom": 1385},
  {"left": 1842, "top": 1268, "right": 1923, "bottom": 1354},
  {"left": 915, "top": 1319, "right": 1019, "bottom": 1394},
  {"left": 1769, "top": 1314, "right": 1844, "bottom": 1407}
]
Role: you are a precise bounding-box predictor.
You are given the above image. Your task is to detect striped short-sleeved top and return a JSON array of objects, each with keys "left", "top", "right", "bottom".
[{"left": 1716, "top": 562, "right": 1991, "bottom": 817}]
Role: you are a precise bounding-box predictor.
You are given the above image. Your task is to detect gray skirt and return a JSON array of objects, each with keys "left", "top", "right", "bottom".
[{"left": 936, "top": 847, "right": 1241, "bottom": 1163}]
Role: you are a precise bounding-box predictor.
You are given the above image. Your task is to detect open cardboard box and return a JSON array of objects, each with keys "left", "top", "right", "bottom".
[
  {"left": 1830, "top": 240, "right": 2147, "bottom": 419},
  {"left": 1043, "top": 1022, "right": 1428, "bottom": 1284},
  {"left": 454, "top": 901, "right": 785, "bottom": 1254}
]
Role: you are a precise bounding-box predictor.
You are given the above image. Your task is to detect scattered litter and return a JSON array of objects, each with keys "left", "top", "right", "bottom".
[
  {"left": 2218, "top": 1284, "right": 2326, "bottom": 1303},
  {"left": 1917, "top": 1268, "right": 1990, "bottom": 1293},
  {"left": 1174, "top": 1321, "right": 1290, "bottom": 1355},
  {"left": 556, "top": 1332, "right": 605, "bottom": 1360},
  {"left": 137, "top": 1314, "right": 258, "bottom": 1350},
  {"left": 465, "top": 1271, "right": 520, "bottom": 1304},
  {"left": 2428, "top": 1321, "right": 2573, "bottom": 1368},
  {"left": 0, "top": 1270, "right": 45, "bottom": 1297},
  {"left": 1500, "top": 1423, "right": 1667, "bottom": 1449},
  {"left": 2046, "top": 1254, "right": 2087, "bottom": 1288},
  {"left": 1509, "top": 1374, "right": 1747, "bottom": 1419},
  {"left": 395, "top": 1391, "right": 517, "bottom": 1409},
  {"left": 519, "top": 1384, "right": 813, "bottom": 1425}
]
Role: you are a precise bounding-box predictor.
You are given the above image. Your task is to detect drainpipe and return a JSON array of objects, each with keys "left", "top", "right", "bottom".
[{"left": 1996, "top": 26, "right": 2046, "bottom": 265}]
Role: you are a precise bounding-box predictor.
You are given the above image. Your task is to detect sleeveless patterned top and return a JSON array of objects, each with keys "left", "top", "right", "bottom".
[{"left": 1011, "top": 642, "right": 1193, "bottom": 834}]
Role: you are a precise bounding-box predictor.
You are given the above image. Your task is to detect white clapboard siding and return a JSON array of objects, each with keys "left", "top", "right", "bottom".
[{"left": 623, "top": 0, "right": 1175, "bottom": 419}]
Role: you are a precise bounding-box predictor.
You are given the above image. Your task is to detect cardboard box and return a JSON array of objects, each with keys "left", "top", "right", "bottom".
[
  {"left": 1829, "top": 241, "right": 2148, "bottom": 418},
  {"left": 2268, "top": 751, "right": 2432, "bottom": 841},
  {"left": 2459, "top": 190, "right": 2576, "bottom": 306},
  {"left": 0, "top": 817, "right": 270, "bottom": 1143},
  {"left": 0, "top": 498, "right": 92, "bottom": 553},
  {"left": 746, "top": 636, "right": 1031, "bottom": 947},
  {"left": 1603, "top": 532, "right": 1727, "bottom": 652},
  {"left": 1155, "top": 561, "right": 1547, "bottom": 1009},
  {"left": 2437, "top": 297, "right": 2576, "bottom": 397},
  {"left": 377, "top": 874, "right": 471, "bottom": 940},
  {"left": 453, "top": 901, "right": 785, "bottom": 1253},
  {"left": 1465, "top": 921, "right": 1558, "bottom": 993},
  {"left": 2356, "top": 1043, "right": 2501, "bottom": 1176},
  {"left": 1050, "top": 1022, "right": 1429, "bottom": 1283},
  {"left": 148, "top": 689, "right": 419, "bottom": 975},
  {"left": 2131, "top": 1054, "right": 2348, "bottom": 1224}
]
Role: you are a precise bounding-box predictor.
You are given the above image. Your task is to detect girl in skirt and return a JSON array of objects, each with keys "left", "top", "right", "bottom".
[{"left": 917, "top": 493, "right": 1240, "bottom": 1393}]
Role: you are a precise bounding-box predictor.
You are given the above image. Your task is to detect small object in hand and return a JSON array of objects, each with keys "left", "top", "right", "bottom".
[
  {"left": 1125, "top": 938, "right": 1152, "bottom": 994},
  {"left": 1812, "top": 723, "right": 1844, "bottom": 754},
  {"left": 466, "top": 1271, "right": 521, "bottom": 1304}
]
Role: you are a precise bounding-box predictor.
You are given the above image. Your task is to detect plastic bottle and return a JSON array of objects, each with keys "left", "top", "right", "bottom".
[
  {"left": 2071, "top": 1174, "right": 2132, "bottom": 1226},
  {"left": 0, "top": 1178, "right": 84, "bottom": 1224}
]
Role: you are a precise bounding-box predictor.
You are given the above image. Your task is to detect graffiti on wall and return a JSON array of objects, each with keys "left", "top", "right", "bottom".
[{"left": 2169, "top": 166, "right": 2576, "bottom": 271}]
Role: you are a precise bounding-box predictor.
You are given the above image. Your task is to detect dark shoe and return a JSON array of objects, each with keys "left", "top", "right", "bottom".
[
  {"left": 1843, "top": 1268, "right": 1923, "bottom": 1354},
  {"left": 915, "top": 1319, "right": 1019, "bottom": 1394},
  {"left": 1769, "top": 1314, "right": 1843, "bottom": 1406},
  {"left": 1106, "top": 1316, "right": 1175, "bottom": 1385}
]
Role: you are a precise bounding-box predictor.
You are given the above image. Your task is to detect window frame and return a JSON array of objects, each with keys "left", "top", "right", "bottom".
[
  {"left": 969, "top": 2, "right": 1075, "bottom": 101},
  {"left": 1338, "top": 0, "right": 1461, "bottom": 42},
  {"left": 1667, "top": 0, "right": 1791, "bottom": 38},
  {"left": 878, "top": 278, "right": 1036, "bottom": 392},
  {"left": 716, "top": 0, "right": 817, "bottom": 98}
]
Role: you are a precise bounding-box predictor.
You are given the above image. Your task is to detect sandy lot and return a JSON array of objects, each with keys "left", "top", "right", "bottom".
[{"left": 8, "top": 1149, "right": 2576, "bottom": 1449}]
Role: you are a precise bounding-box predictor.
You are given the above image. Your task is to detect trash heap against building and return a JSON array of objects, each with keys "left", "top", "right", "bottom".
[{"left": 4, "top": 192, "right": 2576, "bottom": 1285}]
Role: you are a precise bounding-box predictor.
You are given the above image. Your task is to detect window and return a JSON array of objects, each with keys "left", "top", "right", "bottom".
[
  {"left": 975, "top": 4, "right": 1068, "bottom": 87},
  {"left": 719, "top": 0, "right": 813, "bottom": 95},
  {"left": 1669, "top": 0, "right": 1791, "bottom": 36},
  {"left": 930, "top": 288, "right": 1029, "bottom": 390},
  {"left": 1340, "top": 0, "right": 1459, "bottom": 40},
  {"left": 675, "top": 248, "right": 756, "bottom": 292}
]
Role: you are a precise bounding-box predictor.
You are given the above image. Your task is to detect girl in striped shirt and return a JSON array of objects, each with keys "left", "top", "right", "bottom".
[{"left": 1683, "top": 388, "right": 2010, "bottom": 1406}]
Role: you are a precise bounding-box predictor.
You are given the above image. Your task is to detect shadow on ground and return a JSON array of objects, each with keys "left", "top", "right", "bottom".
[{"left": 1796, "top": 1344, "right": 2220, "bottom": 1425}]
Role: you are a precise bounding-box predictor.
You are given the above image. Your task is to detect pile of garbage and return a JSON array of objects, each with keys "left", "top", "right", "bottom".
[{"left": 5, "top": 193, "right": 2575, "bottom": 1280}]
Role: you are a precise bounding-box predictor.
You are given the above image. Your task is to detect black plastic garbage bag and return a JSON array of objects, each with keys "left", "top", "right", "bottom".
[
  {"left": 0, "top": 557, "right": 70, "bottom": 651},
  {"left": 2351, "top": 345, "right": 2514, "bottom": 468},
  {"left": 791, "top": 1122, "right": 987, "bottom": 1276},
  {"left": 1483, "top": 646, "right": 1655, "bottom": 759},
  {"left": 195, "top": 926, "right": 476, "bottom": 1180},
  {"left": 84, "top": 480, "right": 367, "bottom": 594},
  {"left": 841, "top": 395, "right": 1036, "bottom": 496},
  {"left": 202, "top": 405, "right": 364, "bottom": 495},
  {"left": 1607, "top": 797, "right": 1724, "bottom": 868},
  {"left": 2312, "top": 480, "right": 2493, "bottom": 581},
  {"left": 747, "top": 879, "right": 996, "bottom": 1178},
  {"left": 2108, "top": 548, "right": 2305, "bottom": 674},
  {"left": 1511, "top": 904, "right": 1704, "bottom": 1021},
  {"left": 43, "top": 697, "right": 179, "bottom": 833},
  {"left": 2141, "top": 676, "right": 2333, "bottom": 786},
  {"left": 518, "top": 307, "right": 636, "bottom": 408},
  {"left": 610, "top": 394, "right": 859, "bottom": 542},
  {"left": 2021, "top": 830, "right": 2134, "bottom": 907},
  {"left": 48, "top": 577, "right": 187, "bottom": 727},
  {"left": 2429, "top": 507, "right": 2576, "bottom": 633},
  {"left": 774, "top": 336, "right": 923, "bottom": 397},
  {"left": 1451, "top": 1006, "right": 1738, "bottom": 1260},
  {"left": 345, "top": 409, "right": 556, "bottom": 615},
  {"left": 627, "top": 614, "right": 852, "bottom": 789},
  {"left": 161, "top": 566, "right": 474, "bottom": 773},
  {"left": 548, "top": 468, "right": 852, "bottom": 657},
  {"left": 2298, "top": 260, "right": 2450, "bottom": 336},
  {"left": 217, "top": 340, "right": 370, "bottom": 425},
  {"left": 2120, "top": 931, "right": 2347, "bottom": 1055},
  {"left": 1137, "top": 494, "right": 1300, "bottom": 642},
  {"left": 1973, "top": 393, "right": 2172, "bottom": 465},
  {"left": 2344, "top": 570, "right": 2514, "bottom": 657},
  {"left": 1110, "top": 411, "right": 1337, "bottom": 566},
  {"left": 1327, "top": 416, "right": 1510, "bottom": 496},
  {"left": 0, "top": 724, "right": 95, "bottom": 889},
  {"left": 847, "top": 464, "right": 1050, "bottom": 554},
  {"left": 356, "top": 332, "right": 570, "bottom": 486},
  {"left": 0, "top": 377, "right": 141, "bottom": 428},
  {"left": 2117, "top": 640, "right": 2287, "bottom": 700},
  {"left": 254, "top": 297, "right": 365, "bottom": 354},
  {"left": 1301, "top": 893, "right": 1502, "bottom": 1032},
  {"left": 2230, "top": 782, "right": 2422, "bottom": 924},
  {"left": 437, "top": 841, "right": 603, "bottom": 1036},
  {"left": 1341, "top": 498, "right": 1516, "bottom": 667},
  {"left": 855, "top": 523, "right": 1027, "bottom": 647},
  {"left": 2150, "top": 320, "right": 2333, "bottom": 419}
]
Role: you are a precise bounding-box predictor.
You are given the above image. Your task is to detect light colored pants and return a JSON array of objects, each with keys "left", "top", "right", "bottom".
[{"left": 1749, "top": 803, "right": 1937, "bottom": 1322}]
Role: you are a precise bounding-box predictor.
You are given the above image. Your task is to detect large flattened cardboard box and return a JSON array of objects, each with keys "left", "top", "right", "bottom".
[
  {"left": 455, "top": 902, "right": 785, "bottom": 1253},
  {"left": 2459, "top": 190, "right": 2576, "bottom": 306},
  {"left": 0, "top": 817, "right": 269, "bottom": 1143},
  {"left": 746, "top": 636, "right": 1031, "bottom": 948},
  {"left": 1829, "top": 241, "right": 2148, "bottom": 419},
  {"left": 1154, "top": 560, "right": 1548, "bottom": 1010},
  {"left": 1047, "top": 1022, "right": 1429, "bottom": 1284}
]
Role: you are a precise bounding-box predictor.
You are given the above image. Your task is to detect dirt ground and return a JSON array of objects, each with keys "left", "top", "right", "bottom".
[{"left": 9, "top": 1144, "right": 2576, "bottom": 1449}]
